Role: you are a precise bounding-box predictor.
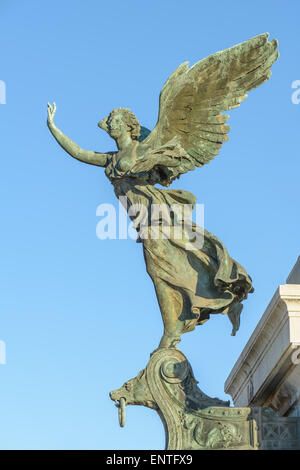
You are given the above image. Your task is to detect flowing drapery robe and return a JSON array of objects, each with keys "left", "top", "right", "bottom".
[{"left": 105, "top": 155, "right": 253, "bottom": 335}]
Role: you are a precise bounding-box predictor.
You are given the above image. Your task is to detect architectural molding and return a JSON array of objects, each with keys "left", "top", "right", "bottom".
[{"left": 225, "top": 283, "right": 300, "bottom": 415}]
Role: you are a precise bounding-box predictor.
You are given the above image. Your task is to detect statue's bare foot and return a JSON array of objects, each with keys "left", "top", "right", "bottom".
[
  {"left": 157, "top": 334, "right": 181, "bottom": 350},
  {"left": 150, "top": 337, "right": 181, "bottom": 357}
]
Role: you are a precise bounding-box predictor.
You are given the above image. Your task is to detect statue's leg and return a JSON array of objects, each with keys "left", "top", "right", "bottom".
[{"left": 153, "top": 280, "right": 186, "bottom": 349}]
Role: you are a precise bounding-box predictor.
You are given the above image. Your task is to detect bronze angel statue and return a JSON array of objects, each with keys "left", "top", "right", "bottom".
[{"left": 47, "top": 33, "right": 278, "bottom": 349}]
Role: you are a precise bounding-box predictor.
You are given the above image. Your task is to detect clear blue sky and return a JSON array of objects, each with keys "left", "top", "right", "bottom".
[{"left": 0, "top": 0, "right": 299, "bottom": 450}]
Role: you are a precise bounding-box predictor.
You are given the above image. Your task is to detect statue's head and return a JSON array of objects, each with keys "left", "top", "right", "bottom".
[{"left": 98, "top": 107, "right": 141, "bottom": 142}]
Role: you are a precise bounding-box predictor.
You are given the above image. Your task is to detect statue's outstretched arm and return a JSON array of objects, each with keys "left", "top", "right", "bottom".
[{"left": 47, "top": 103, "right": 108, "bottom": 167}]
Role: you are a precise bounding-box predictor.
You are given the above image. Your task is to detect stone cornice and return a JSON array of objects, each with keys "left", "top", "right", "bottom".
[{"left": 224, "top": 285, "right": 300, "bottom": 407}]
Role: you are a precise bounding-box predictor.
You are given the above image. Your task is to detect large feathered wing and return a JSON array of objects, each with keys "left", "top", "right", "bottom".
[{"left": 133, "top": 33, "right": 278, "bottom": 185}]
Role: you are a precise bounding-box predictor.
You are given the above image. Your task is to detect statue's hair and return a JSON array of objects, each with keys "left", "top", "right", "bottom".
[{"left": 109, "top": 108, "right": 141, "bottom": 141}]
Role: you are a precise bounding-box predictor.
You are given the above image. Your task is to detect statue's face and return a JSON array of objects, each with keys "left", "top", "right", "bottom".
[
  {"left": 98, "top": 111, "right": 127, "bottom": 139},
  {"left": 107, "top": 112, "right": 127, "bottom": 140}
]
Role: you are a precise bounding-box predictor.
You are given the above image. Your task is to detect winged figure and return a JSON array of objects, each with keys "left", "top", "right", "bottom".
[{"left": 47, "top": 33, "right": 278, "bottom": 349}]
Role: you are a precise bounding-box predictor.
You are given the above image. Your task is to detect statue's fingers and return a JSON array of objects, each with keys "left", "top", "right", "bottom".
[{"left": 53, "top": 102, "right": 56, "bottom": 112}]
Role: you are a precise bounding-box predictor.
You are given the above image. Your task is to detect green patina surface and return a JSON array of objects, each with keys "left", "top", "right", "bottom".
[{"left": 48, "top": 34, "right": 283, "bottom": 449}]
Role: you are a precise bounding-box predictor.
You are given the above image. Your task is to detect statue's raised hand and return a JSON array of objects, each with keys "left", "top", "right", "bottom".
[{"left": 47, "top": 102, "right": 56, "bottom": 127}]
